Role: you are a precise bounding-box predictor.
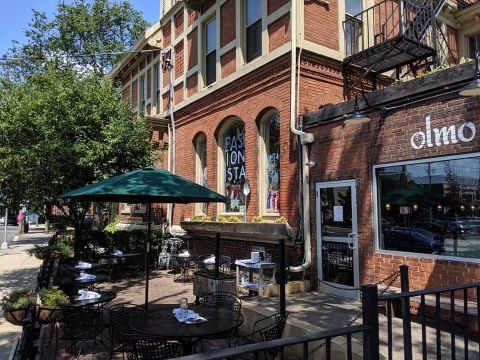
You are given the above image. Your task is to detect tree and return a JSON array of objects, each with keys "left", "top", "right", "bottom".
[
  {"left": 1, "top": 0, "right": 149, "bottom": 79},
  {"left": 0, "top": 66, "right": 155, "bottom": 254}
]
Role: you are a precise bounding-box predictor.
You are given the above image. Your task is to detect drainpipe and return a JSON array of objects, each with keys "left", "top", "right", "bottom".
[{"left": 288, "top": 0, "right": 314, "bottom": 273}]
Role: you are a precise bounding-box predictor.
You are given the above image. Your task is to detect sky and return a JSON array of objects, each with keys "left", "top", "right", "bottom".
[{"left": 0, "top": 0, "right": 159, "bottom": 56}]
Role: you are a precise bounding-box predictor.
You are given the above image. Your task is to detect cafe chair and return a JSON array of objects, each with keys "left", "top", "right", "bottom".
[
  {"left": 239, "top": 312, "right": 289, "bottom": 359},
  {"left": 58, "top": 306, "right": 113, "bottom": 359},
  {"left": 198, "top": 292, "right": 242, "bottom": 312},
  {"left": 124, "top": 334, "right": 182, "bottom": 359},
  {"left": 109, "top": 305, "right": 143, "bottom": 358}
]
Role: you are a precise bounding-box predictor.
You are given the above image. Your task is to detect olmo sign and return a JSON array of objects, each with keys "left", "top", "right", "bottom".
[{"left": 410, "top": 116, "right": 476, "bottom": 150}]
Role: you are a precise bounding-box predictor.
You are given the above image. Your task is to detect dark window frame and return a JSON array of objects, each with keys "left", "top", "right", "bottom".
[
  {"left": 154, "top": 64, "right": 160, "bottom": 114},
  {"left": 205, "top": 17, "right": 216, "bottom": 86}
]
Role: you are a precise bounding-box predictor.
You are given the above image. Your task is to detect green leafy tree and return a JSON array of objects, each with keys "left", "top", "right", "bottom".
[
  {"left": 1, "top": 0, "right": 149, "bottom": 79},
  {"left": 0, "top": 67, "right": 155, "bottom": 256}
]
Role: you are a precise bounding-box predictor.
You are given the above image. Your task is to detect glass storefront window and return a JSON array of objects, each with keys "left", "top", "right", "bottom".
[
  {"left": 265, "top": 112, "right": 280, "bottom": 213},
  {"left": 376, "top": 156, "right": 480, "bottom": 259},
  {"left": 224, "top": 122, "right": 245, "bottom": 212}
]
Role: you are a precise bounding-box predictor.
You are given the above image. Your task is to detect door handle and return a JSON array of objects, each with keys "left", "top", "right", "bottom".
[{"left": 347, "top": 233, "right": 357, "bottom": 250}]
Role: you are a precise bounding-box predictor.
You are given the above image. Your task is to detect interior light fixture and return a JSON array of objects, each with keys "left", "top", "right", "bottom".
[
  {"left": 460, "top": 204, "right": 465, "bottom": 211},
  {"left": 344, "top": 95, "right": 371, "bottom": 125},
  {"left": 412, "top": 204, "right": 418, "bottom": 211},
  {"left": 437, "top": 204, "right": 442, "bottom": 211},
  {"left": 385, "top": 203, "right": 391, "bottom": 211},
  {"left": 459, "top": 51, "right": 480, "bottom": 96}
]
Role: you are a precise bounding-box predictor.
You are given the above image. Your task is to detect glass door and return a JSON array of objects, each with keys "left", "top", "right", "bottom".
[{"left": 316, "top": 180, "right": 359, "bottom": 300}]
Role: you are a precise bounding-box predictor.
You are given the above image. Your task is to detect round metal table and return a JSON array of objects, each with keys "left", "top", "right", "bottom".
[
  {"left": 129, "top": 304, "right": 244, "bottom": 355},
  {"left": 70, "top": 290, "right": 117, "bottom": 308}
]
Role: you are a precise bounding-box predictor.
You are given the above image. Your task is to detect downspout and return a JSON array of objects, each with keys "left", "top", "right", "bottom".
[
  {"left": 288, "top": 0, "right": 314, "bottom": 273},
  {"left": 165, "top": 48, "right": 176, "bottom": 232}
]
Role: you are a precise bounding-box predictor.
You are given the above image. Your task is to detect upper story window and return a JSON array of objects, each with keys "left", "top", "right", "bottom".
[
  {"left": 345, "top": 0, "right": 363, "bottom": 57},
  {"left": 468, "top": 33, "right": 480, "bottom": 59},
  {"left": 195, "top": 134, "right": 208, "bottom": 214},
  {"left": 262, "top": 110, "right": 281, "bottom": 214},
  {"left": 205, "top": 18, "right": 217, "bottom": 86},
  {"left": 245, "top": 0, "right": 262, "bottom": 62},
  {"left": 154, "top": 64, "right": 160, "bottom": 114},
  {"left": 140, "top": 75, "right": 146, "bottom": 112}
]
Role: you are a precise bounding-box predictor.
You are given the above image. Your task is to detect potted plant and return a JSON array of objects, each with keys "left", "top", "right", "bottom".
[
  {"left": 49, "top": 241, "right": 73, "bottom": 259},
  {"left": 26, "top": 244, "right": 49, "bottom": 260},
  {"left": 37, "top": 286, "right": 69, "bottom": 324},
  {"left": 1, "top": 288, "right": 35, "bottom": 326}
]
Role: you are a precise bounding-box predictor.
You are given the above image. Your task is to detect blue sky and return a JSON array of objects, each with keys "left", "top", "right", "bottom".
[{"left": 0, "top": 1, "right": 159, "bottom": 56}]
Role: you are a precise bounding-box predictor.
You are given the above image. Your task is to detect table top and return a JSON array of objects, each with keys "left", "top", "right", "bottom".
[
  {"left": 129, "top": 304, "right": 244, "bottom": 340},
  {"left": 101, "top": 252, "right": 142, "bottom": 259},
  {"left": 70, "top": 290, "right": 117, "bottom": 307},
  {"left": 59, "top": 273, "right": 110, "bottom": 286},
  {"left": 68, "top": 263, "right": 105, "bottom": 271}
]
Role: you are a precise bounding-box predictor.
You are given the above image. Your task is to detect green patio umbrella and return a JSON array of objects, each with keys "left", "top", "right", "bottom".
[{"left": 59, "top": 166, "right": 227, "bottom": 310}]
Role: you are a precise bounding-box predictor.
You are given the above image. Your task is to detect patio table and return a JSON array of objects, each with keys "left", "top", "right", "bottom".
[
  {"left": 57, "top": 274, "right": 110, "bottom": 295},
  {"left": 100, "top": 252, "right": 143, "bottom": 282},
  {"left": 129, "top": 304, "right": 244, "bottom": 355},
  {"left": 70, "top": 290, "right": 117, "bottom": 308}
]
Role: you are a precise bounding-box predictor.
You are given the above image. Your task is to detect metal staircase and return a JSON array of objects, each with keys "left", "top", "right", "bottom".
[{"left": 342, "top": 0, "right": 447, "bottom": 97}]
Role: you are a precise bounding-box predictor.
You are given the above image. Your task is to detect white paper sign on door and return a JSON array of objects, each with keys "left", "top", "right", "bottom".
[{"left": 333, "top": 206, "right": 344, "bottom": 222}]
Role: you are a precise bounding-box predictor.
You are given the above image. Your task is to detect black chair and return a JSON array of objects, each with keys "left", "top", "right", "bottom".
[
  {"left": 58, "top": 306, "right": 112, "bottom": 359},
  {"left": 109, "top": 305, "right": 143, "bottom": 358},
  {"left": 241, "top": 312, "right": 289, "bottom": 359},
  {"left": 198, "top": 292, "right": 242, "bottom": 312},
  {"left": 124, "top": 334, "right": 181, "bottom": 359}
]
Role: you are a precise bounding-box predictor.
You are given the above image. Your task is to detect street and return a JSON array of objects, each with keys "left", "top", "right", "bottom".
[{"left": 0, "top": 225, "right": 20, "bottom": 246}]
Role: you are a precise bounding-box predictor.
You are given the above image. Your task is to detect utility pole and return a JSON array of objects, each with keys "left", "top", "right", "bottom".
[{"left": 1, "top": 209, "right": 8, "bottom": 250}]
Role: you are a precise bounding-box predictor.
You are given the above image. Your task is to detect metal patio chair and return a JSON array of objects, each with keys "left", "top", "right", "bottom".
[
  {"left": 124, "top": 334, "right": 182, "bottom": 359},
  {"left": 109, "top": 305, "right": 144, "bottom": 358}
]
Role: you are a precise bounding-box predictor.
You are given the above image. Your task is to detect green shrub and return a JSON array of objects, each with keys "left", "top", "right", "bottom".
[
  {"left": 1, "top": 288, "right": 35, "bottom": 310},
  {"left": 39, "top": 286, "right": 69, "bottom": 308}
]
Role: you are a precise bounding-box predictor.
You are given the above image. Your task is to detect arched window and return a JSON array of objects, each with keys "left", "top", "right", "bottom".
[
  {"left": 195, "top": 134, "right": 207, "bottom": 214},
  {"left": 261, "top": 110, "right": 280, "bottom": 214},
  {"left": 220, "top": 121, "right": 246, "bottom": 213}
]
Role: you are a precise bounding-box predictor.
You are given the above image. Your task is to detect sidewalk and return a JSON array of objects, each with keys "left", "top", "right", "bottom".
[{"left": 0, "top": 226, "right": 51, "bottom": 360}]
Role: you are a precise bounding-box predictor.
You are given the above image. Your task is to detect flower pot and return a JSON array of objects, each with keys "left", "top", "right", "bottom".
[
  {"left": 34, "top": 251, "right": 45, "bottom": 260},
  {"left": 3, "top": 307, "right": 29, "bottom": 326},
  {"left": 37, "top": 307, "right": 63, "bottom": 325},
  {"left": 49, "top": 251, "right": 62, "bottom": 260}
]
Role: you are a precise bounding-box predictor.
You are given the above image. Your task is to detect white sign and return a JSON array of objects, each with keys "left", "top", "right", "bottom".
[
  {"left": 399, "top": 206, "right": 411, "bottom": 215},
  {"left": 333, "top": 206, "right": 344, "bottom": 222},
  {"left": 410, "top": 116, "right": 476, "bottom": 150}
]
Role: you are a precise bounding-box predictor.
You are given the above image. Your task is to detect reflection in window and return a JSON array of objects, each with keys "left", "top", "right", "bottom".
[
  {"left": 245, "top": 0, "right": 261, "bottom": 62},
  {"left": 376, "top": 156, "right": 480, "bottom": 259},
  {"left": 205, "top": 18, "right": 216, "bottom": 86},
  {"left": 195, "top": 135, "right": 207, "bottom": 214},
  {"left": 264, "top": 112, "right": 280, "bottom": 213},
  {"left": 468, "top": 33, "right": 480, "bottom": 59},
  {"left": 224, "top": 123, "right": 245, "bottom": 212},
  {"left": 345, "top": 0, "right": 363, "bottom": 57}
]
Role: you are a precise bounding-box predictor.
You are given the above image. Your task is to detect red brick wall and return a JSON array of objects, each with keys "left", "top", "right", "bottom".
[
  {"left": 268, "top": 14, "right": 291, "bottom": 52},
  {"left": 131, "top": 79, "right": 138, "bottom": 108},
  {"left": 268, "top": 0, "right": 289, "bottom": 15},
  {"left": 221, "top": 48, "right": 236, "bottom": 79},
  {"left": 174, "top": 82, "right": 184, "bottom": 105},
  {"left": 163, "top": 63, "right": 170, "bottom": 88},
  {"left": 174, "top": 8, "right": 184, "bottom": 38},
  {"left": 163, "top": 20, "right": 172, "bottom": 47},
  {"left": 201, "top": 0, "right": 215, "bottom": 14},
  {"left": 122, "top": 72, "right": 130, "bottom": 86},
  {"left": 220, "top": 0, "right": 236, "bottom": 47},
  {"left": 187, "top": 28, "right": 198, "bottom": 70},
  {"left": 187, "top": 73, "right": 198, "bottom": 97},
  {"left": 306, "top": 92, "right": 480, "bottom": 290},
  {"left": 163, "top": 92, "right": 170, "bottom": 112},
  {"left": 304, "top": 0, "right": 338, "bottom": 51},
  {"left": 175, "top": 41, "right": 184, "bottom": 79},
  {"left": 188, "top": 9, "right": 198, "bottom": 27}
]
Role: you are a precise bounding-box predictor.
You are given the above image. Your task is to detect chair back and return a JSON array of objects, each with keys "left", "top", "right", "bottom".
[
  {"left": 110, "top": 305, "right": 143, "bottom": 344},
  {"left": 60, "top": 306, "right": 102, "bottom": 339},
  {"left": 260, "top": 312, "right": 289, "bottom": 359},
  {"left": 199, "top": 292, "right": 241, "bottom": 312},
  {"left": 125, "top": 334, "right": 181, "bottom": 359}
]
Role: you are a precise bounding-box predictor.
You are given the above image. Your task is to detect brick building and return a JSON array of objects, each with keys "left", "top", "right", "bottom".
[{"left": 110, "top": 0, "right": 480, "bottom": 294}]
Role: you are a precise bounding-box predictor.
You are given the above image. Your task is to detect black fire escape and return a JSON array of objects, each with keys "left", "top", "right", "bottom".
[{"left": 342, "top": 0, "right": 447, "bottom": 98}]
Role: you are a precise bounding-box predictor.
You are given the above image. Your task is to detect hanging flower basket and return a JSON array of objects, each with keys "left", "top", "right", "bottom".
[
  {"left": 33, "top": 251, "right": 45, "bottom": 260},
  {"left": 3, "top": 307, "right": 30, "bottom": 326},
  {"left": 36, "top": 307, "right": 63, "bottom": 325},
  {"left": 36, "top": 286, "right": 69, "bottom": 324}
]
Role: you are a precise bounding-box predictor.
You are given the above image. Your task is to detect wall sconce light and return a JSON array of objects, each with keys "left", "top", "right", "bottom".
[
  {"left": 385, "top": 203, "right": 391, "bottom": 211},
  {"left": 412, "top": 204, "right": 418, "bottom": 211},
  {"left": 460, "top": 204, "right": 465, "bottom": 211},
  {"left": 459, "top": 51, "right": 480, "bottom": 96},
  {"left": 437, "top": 204, "right": 442, "bottom": 211},
  {"left": 344, "top": 95, "right": 371, "bottom": 125}
]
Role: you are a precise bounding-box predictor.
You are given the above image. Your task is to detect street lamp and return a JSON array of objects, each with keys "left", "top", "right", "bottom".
[{"left": 344, "top": 95, "right": 371, "bottom": 125}]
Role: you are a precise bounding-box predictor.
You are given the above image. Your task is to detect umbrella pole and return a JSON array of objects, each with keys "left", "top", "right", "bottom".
[{"left": 145, "top": 203, "right": 152, "bottom": 312}]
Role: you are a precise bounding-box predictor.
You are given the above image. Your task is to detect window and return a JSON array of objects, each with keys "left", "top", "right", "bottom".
[
  {"left": 140, "top": 75, "right": 146, "bottom": 112},
  {"left": 468, "top": 33, "right": 480, "bottom": 59},
  {"left": 245, "top": 0, "right": 261, "bottom": 62},
  {"left": 154, "top": 64, "right": 160, "bottom": 114},
  {"left": 345, "top": 0, "right": 363, "bottom": 57},
  {"left": 205, "top": 18, "right": 216, "bottom": 86},
  {"left": 223, "top": 122, "right": 245, "bottom": 213},
  {"left": 375, "top": 155, "right": 480, "bottom": 260},
  {"left": 263, "top": 111, "right": 281, "bottom": 214},
  {"left": 195, "top": 135, "right": 207, "bottom": 214}
]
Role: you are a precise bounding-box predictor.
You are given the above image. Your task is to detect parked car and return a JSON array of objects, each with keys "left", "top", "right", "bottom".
[
  {"left": 0, "top": 217, "right": 4, "bottom": 225},
  {"left": 383, "top": 227, "right": 444, "bottom": 254}
]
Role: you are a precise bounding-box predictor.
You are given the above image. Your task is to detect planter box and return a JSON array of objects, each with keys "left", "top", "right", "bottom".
[
  {"left": 180, "top": 222, "right": 290, "bottom": 244},
  {"left": 37, "top": 307, "right": 64, "bottom": 325},
  {"left": 193, "top": 271, "right": 236, "bottom": 298},
  {"left": 262, "top": 280, "right": 310, "bottom": 297},
  {"left": 3, "top": 307, "right": 29, "bottom": 326}
]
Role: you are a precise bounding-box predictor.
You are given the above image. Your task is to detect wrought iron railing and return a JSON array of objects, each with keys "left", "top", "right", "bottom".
[{"left": 343, "top": 0, "right": 443, "bottom": 58}]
